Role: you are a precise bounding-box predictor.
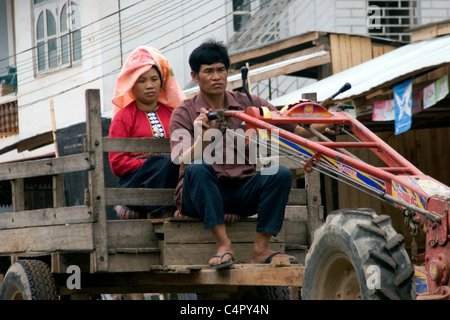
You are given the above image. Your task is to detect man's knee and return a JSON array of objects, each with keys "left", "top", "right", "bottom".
[
  {"left": 184, "top": 161, "right": 216, "bottom": 184},
  {"left": 268, "top": 165, "right": 292, "bottom": 183},
  {"left": 260, "top": 163, "right": 292, "bottom": 179}
]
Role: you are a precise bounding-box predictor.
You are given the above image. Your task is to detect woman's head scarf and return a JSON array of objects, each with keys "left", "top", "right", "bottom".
[{"left": 112, "top": 46, "right": 185, "bottom": 116}]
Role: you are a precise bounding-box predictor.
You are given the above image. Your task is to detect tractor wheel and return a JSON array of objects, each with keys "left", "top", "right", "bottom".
[
  {"left": 0, "top": 259, "right": 59, "bottom": 300},
  {"left": 301, "top": 208, "right": 415, "bottom": 300}
]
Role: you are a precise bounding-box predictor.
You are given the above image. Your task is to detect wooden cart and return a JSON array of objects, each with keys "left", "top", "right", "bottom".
[{"left": 0, "top": 89, "right": 323, "bottom": 300}]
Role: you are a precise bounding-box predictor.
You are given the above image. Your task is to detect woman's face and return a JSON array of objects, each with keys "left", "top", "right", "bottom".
[{"left": 132, "top": 67, "right": 162, "bottom": 106}]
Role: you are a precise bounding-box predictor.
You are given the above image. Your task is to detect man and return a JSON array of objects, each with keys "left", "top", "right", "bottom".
[{"left": 170, "top": 39, "right": 333, "bottom": 269}]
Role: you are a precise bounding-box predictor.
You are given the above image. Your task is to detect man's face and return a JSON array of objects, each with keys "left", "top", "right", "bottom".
[{"left": 192, "top": 63, "right": 228, "bottom": 95}]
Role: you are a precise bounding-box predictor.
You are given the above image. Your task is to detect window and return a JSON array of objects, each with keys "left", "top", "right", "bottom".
[
  {"left": 34, "top": 0, "right": 82, "bottom": 73},
  {"left": 233, "top": 0, "right": 251, "bottom": 32},
  {"left": 60, "top": 2, "right": 82, "bottom": 64},
  {"left": 261, "top": 21, "right": 280, "bottom": 43},
  {"left": 368, "top": 0, "right": 417, "bottom": 42},
  {"left": 0, "top": 100, "right": 18, "bottom": 137}
]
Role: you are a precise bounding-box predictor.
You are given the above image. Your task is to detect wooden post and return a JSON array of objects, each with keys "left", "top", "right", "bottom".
[
  {"left": 10, "top": 178, "right": 24, "bottom": 212},
  {"left": 245, "top": 62, "right": 252, "bottom": 95},
  {"left": 85, "top": 89, "right": 109, "bottom": 272},
  {"left": 49, "top": 99, "right": 59, "bottom": 158},
  {"left": 302, "top": 92, "right": 324, "bottom": 244},
  {"left": 49, "top": 99, "right": 66, "bottom": 208}
]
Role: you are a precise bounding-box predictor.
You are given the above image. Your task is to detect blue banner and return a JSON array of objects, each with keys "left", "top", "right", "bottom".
[{"left": 394, "top": 79, "right": 412, "bottom": 135}]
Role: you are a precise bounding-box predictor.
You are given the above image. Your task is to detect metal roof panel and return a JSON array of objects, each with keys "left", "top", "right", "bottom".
[{"left": 269, "top": 34, "right": 450, "bottom": 106}]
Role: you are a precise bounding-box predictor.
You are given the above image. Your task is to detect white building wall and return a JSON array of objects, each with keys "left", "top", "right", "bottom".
[
  {"left": 283, "top": 0, "right": 368, "bottom": 37},
  {"left": 2, "top": 0, "right": 450, "bottom": 163},
  {"left": 0, "top": 0, "right": 230, "bottom": 163}
]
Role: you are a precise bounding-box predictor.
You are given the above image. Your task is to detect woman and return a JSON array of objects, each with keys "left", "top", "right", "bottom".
[{"left": 109, "top": 46, "right": 185, "bottom": 219}]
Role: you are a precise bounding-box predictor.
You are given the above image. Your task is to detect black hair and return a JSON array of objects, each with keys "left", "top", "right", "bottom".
[
  {"left": 151, "top": 64, "right": 163, "bottom": 88},
  {"left": 188, "top": 39, "right": 230, "bottom": 74}
]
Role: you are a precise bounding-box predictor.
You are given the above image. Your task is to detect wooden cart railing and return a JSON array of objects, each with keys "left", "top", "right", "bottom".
[{"left": 0, "top": 89, "right": 323, "bottom": 297}]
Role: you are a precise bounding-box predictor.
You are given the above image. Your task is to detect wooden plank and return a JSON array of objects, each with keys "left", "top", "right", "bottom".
[
  {"left": 85, "top": 89, "right": 108, "bottom": 272},
  {"left": 52, "top": 174, "right": 66, "bottom": 208},
  {"left": 102, "top": 137, "right": 170, "bottom": 153},
  {"left": 107, "top": 253, "right": 161, "bottom": 272},
  {"left": 0, "top": 223, "right": 94, "bottom": 253},
  {"left": 228, "top": 45, "right": 328, "bottom": 78},
  {"left": 161, "top": 243, "right": 285, "bottom": 265},
  {"left": 229, "top": 31, "right": 322, "bottom": 65},
  {"left": 288, "top": 188, "right": 307, "bottom": 205},
  {"left": 339, "top": 34, "right": 351, "bottom": 71},
  {"left": 58, "top": 264, "right": 304, "bottom": 294},
  {"left": 16, "top": 131, "right": 54, "bottom": 153},
  {"left": 10, "top": 178, "right": 24, "bottom": 212},
  {"left": 360, "top": 37, "right": 373, "bottom": 62},
  {"left": 227, "top": 52, "right": 330, "bottom": 91},
  {"left": 0, "top": 205, "right": 93, "bottom": 229},
  {"left": 105, "top": 187, "right": 307, "bottom": 206},
  {"left": 411, "top": 25, "right": 444, "bottom": 42},
  {"left": 372, "top": 45, "right": 384, "bottom": 58},
  {"left": 350, "top": 36, "right": 362, "bottom": 66},
  {"left": 437, "top": 23, "right": 450, "bottom": 37},
  {"left": 225, "top": 264, "right": 303, "bottom": 287},
  {"left": 160, "top": 219, "right": 284, "bottom": 244},
  {"left": 284, "top": 206, "right": 308, "bottom": 246},
  {"left": 383, "top": 46, "right": 395, "bottom": 54},
  {"left": 305, "top": 170, "right": 324, "bottom": 244},
  {"left": 0, "top": 153, "right": 91, "bottom": 180},
  {"left": 329, "top": 33, "right": 342, "bottom": 74},
  {"left": 413, "top": 27, "right": 437, "bottom": 42},
  {"left": 107, "top": 220, "right": 160, "bottom": 249},
  {"left": 105, "top": 188, "right": 175, "bottom": 206}
]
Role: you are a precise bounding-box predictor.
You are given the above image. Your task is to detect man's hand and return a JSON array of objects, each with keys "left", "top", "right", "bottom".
[
  {"left": 194, "top": 108, "right": 214, "bottom": 132},
  {"left": 294, "top": 123, "right": 340, "bottom": 138},
  {"left": 180, "top": 108, "right": 216, "bottom": 169},
  {"left": 323, "top": 125, "right": 341, "bottom": 135}
]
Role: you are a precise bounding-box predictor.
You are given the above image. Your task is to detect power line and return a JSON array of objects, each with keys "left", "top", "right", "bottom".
[
  {"left": 13, "top": 0, "right": 264, "bottom": 109},
  {"left": 12, "top": 0, "right": 184, "bottom": 82},
  {"left": 14, "top": 0, "right": 214, "bottom": 89}
]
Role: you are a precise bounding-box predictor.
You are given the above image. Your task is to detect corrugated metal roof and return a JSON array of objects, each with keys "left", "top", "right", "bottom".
[{"left": 269, "top": 34, "right": 450, "bottom": 107}]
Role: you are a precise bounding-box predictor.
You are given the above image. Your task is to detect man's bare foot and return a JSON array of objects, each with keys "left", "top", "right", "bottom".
[
  {"left": 209, "top": 246, "right": 235, "bottom": 268},
  {"left": 250, "top": 250, "right": 298, "bottom": 264}
]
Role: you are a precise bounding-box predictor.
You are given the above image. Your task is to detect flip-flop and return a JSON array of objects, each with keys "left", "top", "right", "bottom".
[
  {"left": 210, "top": 252, "right": 234, "bottom": 270},
  {"left": 263, "top": 251, "right": 299, "bottom": 264}
]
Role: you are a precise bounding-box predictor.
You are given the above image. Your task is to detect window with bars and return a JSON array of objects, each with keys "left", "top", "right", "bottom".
[
  {"left": 368, "top": 0, "right": 417, "bottom": 42},
  {"left": 261, "top": 21, "right": 280, "bottom": 43},
  {"left": 24, "top": 178, "right": 53, "bottom": 210},
  {"left": 0, "top": 100, "right": 18, "bottom": 137},
  {"left": 34, "top": 0, "right": 82, "bottom": 73},
  {"left": 233, "top": 0, "right": 251, "bottom": 32}
]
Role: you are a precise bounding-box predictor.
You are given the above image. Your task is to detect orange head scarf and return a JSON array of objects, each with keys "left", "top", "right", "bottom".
[{"left": 112, "top": 46, "right": 185, "bottom": 116}]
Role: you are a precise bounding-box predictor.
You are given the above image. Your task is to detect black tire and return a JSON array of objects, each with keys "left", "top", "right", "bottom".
[
  {"left": 301, "top": 208, "right": 415, "bottom": 300},
  {"left": 231, "top": 286, "right": 291, "bottom": 300},
  {"left": 0, "top": 259, "right": 59, "bottom": 300}
]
